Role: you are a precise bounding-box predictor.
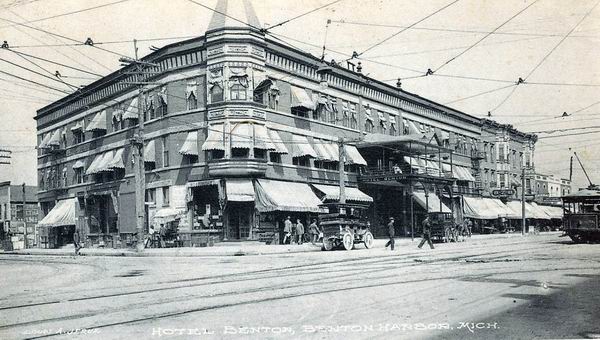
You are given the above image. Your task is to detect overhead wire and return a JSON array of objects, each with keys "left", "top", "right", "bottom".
[
  {"left": 8, "top": 49, "right": 80, "bottom": 91},
  {"left": 443, "top": 84, "right": 517, "bottom": 105},
  {"left": 0, "top": 69, "right": 71, "bottom": 94},
  {"left": 433, "top": 0, "right": 540, "bottom": 73},
  {"left": 0, "top": 57, "right": 78, "bottom": 89},
  {"left": 5, "top": 49, "right": 102, "bottom": 77},
  {"left": 355, "top": 0, "right": 461, "bottom": 58},
  {"left": 265, "top": 0, "right": 343, "bottom": 32}
]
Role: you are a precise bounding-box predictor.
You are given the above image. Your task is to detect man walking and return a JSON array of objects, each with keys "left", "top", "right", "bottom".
[
  {"left": 73, "top": 229, "right": 81, "bottom": 256},
  {"left": 295, "top": 219, "right": 305, "bottom": 245},
  {"left": 385, "top": 217, "right": 395, "bottom": 250},
  {"left": 283, "top": 216, "right": 292, "bottom": 244},
  {"left": 309, "top": 219, "right": 319, "bottom": 245},
  {"left": 418, "top": 215, "right": 435, "bottom": 249}
]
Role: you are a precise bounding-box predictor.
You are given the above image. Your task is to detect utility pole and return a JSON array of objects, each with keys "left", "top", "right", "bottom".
[
  {"left": 120, "top": 40, "right": 157, "bottom": 252},
  {"left": 338, "top": 137, "right": 346, "bottom": 204},
  {"left": 22, "top": 183, "right": 27, "bottom": 249},
  {"left": 521, "top": 166, "right": 526, "bottom": 235}
]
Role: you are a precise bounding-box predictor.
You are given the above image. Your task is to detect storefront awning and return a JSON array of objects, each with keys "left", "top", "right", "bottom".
[
  {"left": 312, "top": 184, "right": 373, "bottom": 203},
  {"left": 85, "top": 110, "right": 107, "bottom": 131},
  {"left": 38, "top": 198, "right": 77, "bottom": 227},
  {"left": 344, "top": 145, "right": 367, "bottom": 166},
  {"left": 453, "top": 166, "right": 476, "bottom": 182},
  {"left": 230, "top": 123, "right": 253, "bottom": 149},
  {"left": 202, "top": 124, "right": 225, "bottom": 151},
  {"left": 528, "top": 202, "right": 551, "bottom": 219},
  {"left": 290, "top": 86, "right": 315, "bottom": 110},
  {"left": 255, "top": 179, "right": 322, "bottom": 212},
  {"left": 412, "top": 192, "right": 451, "bottom": 213},
  {"left": 484, "top": 198, "right": 517, "bottom": 218},
  {"left": 537, "top": 204, "right": 563, "bottom": 219},
  {"left": 145, "top": 140, "right": 156, "bottom": 162},
  {"left": 268, "top": 129, "right": 288, "bottom": 154},
  {"left": 123, "top": 97, "right": 139, "bottom": 120},
  {"left": 289, "top": 134, "right": 318, "bottom": 158},
  {"left": 152, "top": 207, "right": 184, "bottom": 224},
  {"left": 253, "top": 125, "right": 276, "bottom": 150},
  {"left": 463, "top": 196, "right": 498, "bottom": 219},
  {"left": 179, "top": 132, "right": 199, "bottom": 156},
  {"left": 226, "top": 179, "right": 255, "bottom": 202}
]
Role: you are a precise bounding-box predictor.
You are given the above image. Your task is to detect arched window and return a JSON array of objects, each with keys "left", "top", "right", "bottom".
[
  {"left": 187, "top": 92, "right": 197, "bottom": 110},
  {"left": 210, "top": 84, "right": 224, "bottom": 103}
]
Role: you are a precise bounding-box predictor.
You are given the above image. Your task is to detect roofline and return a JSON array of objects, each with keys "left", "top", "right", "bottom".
[{"left": 35, "top": 35, "right": 206, "bottom": 119}]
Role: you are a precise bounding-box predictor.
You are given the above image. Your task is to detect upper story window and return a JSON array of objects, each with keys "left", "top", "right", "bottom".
[
  {"left": 230, "top": 83, "right": 247, "bottom": 100},
  {"left": 145, "top": 95, "right": 155, "bottom": 121},
  {"left": 210, "top": 83, "right": 224, "bottom": 103},
  {"left": 161, "top": 135, "right": 169, "bottom": 168},
  {"left": 186, "top": 82, "right": 198, "bottom": 110},
  {"left": 156, "top": 92, "right": 168, "bottom": 116}
]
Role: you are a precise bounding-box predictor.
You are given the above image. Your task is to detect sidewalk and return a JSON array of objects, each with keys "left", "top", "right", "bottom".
[{"left": 0, "top": 232, "right": 555, "bottom": 257}]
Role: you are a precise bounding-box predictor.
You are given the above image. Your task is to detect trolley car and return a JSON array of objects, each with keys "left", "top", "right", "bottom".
[
  {"left": 562, "top": 185, "right": 600, "bottom": 243},
  {"left": 319, "top": 202, "right": 374, "bottom": 251}
]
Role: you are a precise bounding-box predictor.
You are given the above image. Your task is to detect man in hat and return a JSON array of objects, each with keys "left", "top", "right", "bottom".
[
  {"left": 418, "top": 215, "right": 435, "bottom": 249},
  {"left": 385, "top": 217, "right": 395, "bottom": 250},
  {"left": 283, "top": 216, "right": 292, "bottom": 244}
]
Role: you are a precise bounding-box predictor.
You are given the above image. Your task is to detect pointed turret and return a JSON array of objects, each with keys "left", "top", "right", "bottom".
[{"left": 207, "top": 0, "right": 262, "bottom": 32}]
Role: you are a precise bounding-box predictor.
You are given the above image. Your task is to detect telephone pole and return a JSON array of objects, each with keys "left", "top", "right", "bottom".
[
  {"left": 119, "top": 40, "right": 157, "bottom": 252},
  {"left": 521, "top": 166, "right": 526, "bottom": 235},
  {"left": 22, "top": 183, "right": 27, "bottom": 249}
]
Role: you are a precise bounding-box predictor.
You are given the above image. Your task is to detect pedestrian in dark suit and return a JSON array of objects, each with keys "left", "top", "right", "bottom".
[
  {"left": 385, "top": 217, "right": 395, "bottom": 250},
  {"left": 418, "top": 216, "right": 435, "bottom": 249},
  {"left": 73, "top": 229, "right": 81, "bottom": 256}
]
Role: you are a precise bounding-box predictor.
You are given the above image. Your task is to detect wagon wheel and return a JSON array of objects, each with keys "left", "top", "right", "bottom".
[
  {"left": 322, "top": 237, "right": 334, "bottom": 251},
  {"left": 363, "top": 232, "right": 374, "bottom": 249},
  {"left": 342, "top": 233, "right": 354, "bottom": 251}
]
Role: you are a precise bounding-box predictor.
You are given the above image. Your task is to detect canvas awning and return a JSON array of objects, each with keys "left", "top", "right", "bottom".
[
  {"left": 484, "top": 198, "right": 517, "bottom": 218},
  {"left": 290, "top": 86, "right": 315, "bottom": 110},
  {"left": 528, "top": 202, "right": 550, "bottom": 219},
  {"left": 95, "top": 151, "right": 114, "bottom": 172},
  {"left": 538, "top": 204, "right": 563, "bottom": 219},
  {"left": 230, "top": 123, "right": 253, "bottom": 149},
  {"left": 123, "top": 98, "right": 139, "bottom": 120},
  {"left": 85, "top": 110, "right": 107, "bottom": 131},
  {"left": 324, "top": 142, "right": 339, "bottom": 161},
  {"left": 463, "top": 196, "right": 498, "bottom": 219},
  {"left": 179, "top": 132, "right": 199, "bottom": 156},
  {"left": 344, "top": 145, "right": 367, "bottom": 166},
  {"left": 313, "top": 140, "right": 336, "bottom": 161},
  {"left": 253, "top": 125, "right": 276, "bottom": 150},
  {"left": 404, "top": 156, "right": 425, "bottom": 173},
  {"left": 72, "top": 159, "right": 85, "bottom": 169},
  {"left": 255, "top": 179, "right": 322, "bottom": 212},
  {"left": 152, "top": 207, "right": 184, "bottom": 224},
  {"left": 226, "top": 179, "right": 255, "bottom": 202},
  {"left": 453, "top": 166, "right": 476, "bottom": 182},
  {"left": 46, "top": 129, "right": 62, "bottom": 147},
  {"left": 85, "top": 153, "right": 104, "bottom": 175},
  {"left": 145, "top": 140, "right": 156, "bottom": 162},
  {"left": 289, "top": 134, "right": 318, "bottom": 158},
  {"left": 268, "top": 129, "right": 288, "bottom": 154},
  {"left": 412, "top": 192, "right": 451, "bottom": 213},
  {"left": 312, "top": 184, "right": 373, "bottom": 203},
  {"left": 108, "top": 148, "right": 125, "bottom": 170},
  {"left": 39, "top": 133, "right": 52, "bottom": 149},
  {"left": 510, "top": 176, "right": 522, "bottom": 187},
  {"left": 38, "top": 198, "right": 77, "bottom": 227},
  {"left": 202, "top": 124, "right": 225, "bottom": 151},
  {"left": 70, "top": 120, "right": 83, "bottom": 131}
]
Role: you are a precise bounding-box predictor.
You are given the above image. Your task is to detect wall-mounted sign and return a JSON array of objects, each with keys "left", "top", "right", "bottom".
[{"left": 491, "top": 189, "right": 515, "bottom": 197}]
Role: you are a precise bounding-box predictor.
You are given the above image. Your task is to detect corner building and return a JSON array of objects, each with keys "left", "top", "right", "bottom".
[{"left": 35, "top": 0, "right": 537, "bottom": 246}]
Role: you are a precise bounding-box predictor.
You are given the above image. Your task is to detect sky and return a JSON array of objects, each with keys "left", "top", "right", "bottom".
[{"left": 0, "top": 0, "right": 598, "bottom": 189}]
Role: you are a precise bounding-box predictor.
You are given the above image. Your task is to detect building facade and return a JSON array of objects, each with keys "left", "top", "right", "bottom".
[
  {"left": 0, "top": 182, "right": 38, "bottom": 249},
  {"left": 36, "top": 0, "right": 548, "bottom": 245}
]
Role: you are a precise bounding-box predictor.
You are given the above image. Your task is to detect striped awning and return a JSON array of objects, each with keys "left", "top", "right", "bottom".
[
  {"left": 72, "top": 159, "right": 85, "bottom": 169},
  {"left": 145, "top": 140, "right": 156, "bottom": 162},
  {"left": 179, "top": 132, "right": 199, "bottom": 156},
  {"left": 313, "top": 139, "right": 336, "bottom": 161},
  {"left": 70, "top": 120, "right": 84, "bottom": 131},
  {"left": 289, "top": 134, "right": 318, "bottom": 158},
  {"left": 39, "top": 133, "right": 52, "bottom": 149},
  {"left": 312, "top": 184, "right": 373, "bottom": 203},
  {"left": 255, "top": 179, "right": 322, "bottom": 212},
  {"left": 46, "top": 129, "right": 62, "bottom": 147},
  {"left": 202, "top": 124, "right": 225, "bottom": 151},
  {"left": 226, "top": 179, "right": 255, "bottom": 202},
  {"left": 85, "top": 110, "right": 107, "bottom": 131},
  {"left": 290, "top": 86, "right": 315, "bottom": 110},
  {"left": 268, "top": 129, "right": 288, "bottom": 154},
  {"left": 123, "top": 97, "right": 139, "bottom": 120},
  {"left": 38, "top": 198, "right": 77, "bottom": 227},
  {"left": 412, "top": 192, "right": 451, "bottom": 213},
  {"left": 108, "top": 149, "right": 125, "bottom": 170},
  {"left": 324, "top": 142, "right": 339, "bottom": 161},
  {"left": 344, "top": 145, "right": 367, "bottom": 166},
  {"left": 230, "top": 123, "right": 253, "bottom": 149},
  {"left": 85, "top": 153, "right": 104, "bottom": 175},
  {"left": 253, "top": 125, "right": 276, "bottom": 150}
]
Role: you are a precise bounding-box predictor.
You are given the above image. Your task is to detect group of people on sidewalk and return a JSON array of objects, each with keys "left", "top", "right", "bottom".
[
  {"left": 385, "top": 215, "right": 436, "bottom": 250},
  {"left": 283, "top": 216, "right": 322, "bottom": 245}
]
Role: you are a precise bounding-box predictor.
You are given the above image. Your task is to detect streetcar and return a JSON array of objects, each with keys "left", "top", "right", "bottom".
[{"left": 562, "top": 185, "right": 600, "bottom": 243}]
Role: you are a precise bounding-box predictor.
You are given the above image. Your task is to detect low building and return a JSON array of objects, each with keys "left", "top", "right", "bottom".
[{"left": 0, "top": 182, "right": 38, "bottom": 249}]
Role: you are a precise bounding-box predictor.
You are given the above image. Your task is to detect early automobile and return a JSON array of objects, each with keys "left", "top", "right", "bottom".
[{"left": 319, "top": 202, "right": 374, "bottom": 251}]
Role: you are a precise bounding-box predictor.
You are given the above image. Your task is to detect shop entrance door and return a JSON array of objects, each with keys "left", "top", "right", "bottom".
[{"left": 228, "top": 203, "right": 252, "bottom": 240}]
